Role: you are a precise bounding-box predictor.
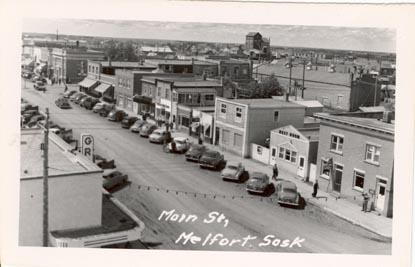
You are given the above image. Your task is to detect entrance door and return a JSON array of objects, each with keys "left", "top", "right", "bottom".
[
  {"left": 214, "top": 127, "right": 220, "bottom": 145},
  {"left": 270, "top": 147, "right": 277, "bottom": 165},
  {"left": 376, "top": 179, "right": 387, "bottom": 211},
  {"left": 297, "top": 156, "right": 305, "bottom": 177},
  {"left": 332, "top": 164, "right": 343, "bottom": 193}
]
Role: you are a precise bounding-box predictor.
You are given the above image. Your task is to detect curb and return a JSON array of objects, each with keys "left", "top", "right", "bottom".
[{"left": 306, "top": 199, "right": 392, "bottom": 241}]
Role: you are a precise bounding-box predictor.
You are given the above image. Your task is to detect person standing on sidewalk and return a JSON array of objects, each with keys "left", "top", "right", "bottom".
[
  {"left": 272, "top": 163, "right": 279, "bottom": 180},
  {"left": 312, "top": 180, "right": 319, "bottom": 198},
  {"left": 362, "top": 192, "right": 370, "bottom": 212}
]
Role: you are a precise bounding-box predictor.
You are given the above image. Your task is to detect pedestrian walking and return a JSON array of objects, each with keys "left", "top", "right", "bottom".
[
  {"left": 362, "top": 192, "right": 370, "bottom": 212},
  {"left": 312, "top": 180, "right": 319, "bottom": 198},
  {"left": 272, "top": 163, "right": 279, "bottom": 180},
  {"left": 64, "top": 84, "right": 68, "bottom": 93}
]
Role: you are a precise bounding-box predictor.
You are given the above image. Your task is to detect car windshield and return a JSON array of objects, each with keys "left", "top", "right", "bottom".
[
  {"left": 175, "top": 140, "right": 185, "bottom": 144},
  {"left": 283, "top": 187, "right": 297, "bottom": 194},
  {"left": 226, "top": 165, "right": 238, "bottom": 170},
  {"left": 152, "top": 132, "right": 161, "bottom": 136},
  {"left": 249, "top": 177, "right": 264, "bottom": 183},
  {"left": 204, "top": 151, "right": 218, "bottom": 158}
]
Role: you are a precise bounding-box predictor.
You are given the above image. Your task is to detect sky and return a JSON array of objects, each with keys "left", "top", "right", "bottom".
[{"left": 22, "top": 18, "right": 396, "bottom": 53}]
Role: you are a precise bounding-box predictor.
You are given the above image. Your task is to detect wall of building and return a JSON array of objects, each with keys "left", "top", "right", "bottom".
[
  {"left": 247, "top": 107, "right": 305, "bottom": 147},
  {"left": 316, "top": 121, "right": 394, "bottom": 216},
  {"left": 269, "top": 129, "right": 310, "bottom": 178},
  {"left": 19, "top": 173, "right": 102, "bottom": 246},
  {"left": 193, "top": 64, "right": 219, "bottom": 77}
]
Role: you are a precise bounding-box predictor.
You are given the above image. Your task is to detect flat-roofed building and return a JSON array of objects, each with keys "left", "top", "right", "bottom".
[
  {"left": 19, "top": 129, "right": 144, "bottom": 247},
  {"left": 214, "top": 97, "right": 306, "bottom": 157}
]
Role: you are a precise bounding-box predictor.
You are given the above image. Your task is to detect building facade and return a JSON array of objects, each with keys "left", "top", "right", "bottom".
[
  {"left": 214, "top": 98, "right": 306, "bottom": 157},
  {"left": 314, "top": 113, "right": 394, "bottom": 217},
  {"left": 269, "top": 125, "right": 319, "bottom": 181},
  {"left": 52, "top": 48, "right": 105, "bottom": 84}
]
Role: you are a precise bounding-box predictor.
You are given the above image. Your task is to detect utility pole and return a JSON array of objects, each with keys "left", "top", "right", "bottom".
[
  {"left": 42, "top": 108, "right": 50, "bottom": 247},
  {"left": 287, "top": 56, "right": 292, "bottom": 102},
  {"left": 373, "top": 76, "right": 378, "bottom": 107},
  {"left": 302, "top": 59, "right": 306, "bottom": 99}
]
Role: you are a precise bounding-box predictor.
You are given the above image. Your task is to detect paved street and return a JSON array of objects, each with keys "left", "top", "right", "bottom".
[{"left": 21, "top": 81, "right": 391, "bottom": 254}]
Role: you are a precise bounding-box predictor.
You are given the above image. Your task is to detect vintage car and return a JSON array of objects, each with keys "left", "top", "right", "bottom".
[
  {"left": 62, "top": 90, "right": 77, "bottom": 98},
  {"left": 149, "top": 128, "right": 171, "bottom": 144},
  {"left": 166, "top": 137, "right": 191, "bottom": 153},
  {"left": 107, "top": 110, "right": 128, "bottom": 122},
  {"left": 74, "top": 93, "right": 88, "bottom": 104},
  {"left": 94, "top": 154, "right": 117, "bottom": 169},
  {"left": 199, "top": 150, "right": 224, "bottom": 170},
  {"left": 185, "top": 144, "right": 206, "bottom": 162},
  {"left": 121, "top": 116, "right": 139, "bottom": 129},
  {"left": 102, "top": 169, "right": 128, "bottom": 190},
  {"left": 139, "top": 123, "right": 158, "bottom": 138},
  {"left": 221, "top": 161, "right": 245, "bottom": 182},
  {"left": 275, "top": 180, "right": 301, "bottom": 207},
  {"left": 55, "top": 97, "right": 71, "bottom": 109},
  {"left": 246, "top": 172, "right": 272, "bottom": 194},
  {"left": 33, "top": 80, "right": 46, "bottom": 92},
  {"left": 26, "top": 114, "right": 45, "bottom": 127},
  {"left": 83, "top": 97, "right": 100, "bottom": 110},
  {"left": 130, "top": 119, "right": 146, "bottom": 133},
  {"left": 69, "top": 92, "right": 84, "bottom": 102}
]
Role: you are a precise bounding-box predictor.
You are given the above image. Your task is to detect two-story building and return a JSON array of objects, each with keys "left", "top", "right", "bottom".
[
  {"left": 145, "top": 77, "right": 223, "bottom": 129},
  {"left": 314, "top": 112, "right": 394, "bottom": 217},
  {"left": 214, "top": 98, "right": 306, "bottom": 157},
  {"left": 51, "top": 47, "right": 105, "bottom": 84},
  {"left": 20, "top": 129, "right": 144, "bottom": 247}
]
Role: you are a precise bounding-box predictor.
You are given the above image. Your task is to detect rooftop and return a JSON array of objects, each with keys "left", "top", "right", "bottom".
[
  {"left": 272, "top": 96, "right": 324, "bottom": 108},
  {"left": 140, "top": 46, "right": 173, "bottom": 53},
  {"left": 246, "top": 32, "right": 261, "bottom": 37},
  {"left": 145, "top": 59, "right": 216, "bottom": 66},
  {"left": 142, "top": 76, "right": 222, "bottom": 87},
  {"left": 100, "top": 61, "right": 156, "bottom": 69},
  {"left": 21, "top": 128, "right": 101, "bottom": 179},
  {"left": 314, "top": 112, "right": 394, "bottom": 135},
  {"left": 223, "top": 98, "right": 304, "bottom": 109},
  {"left": 50, "top": 193, "right": 137, "bottom": 239}
]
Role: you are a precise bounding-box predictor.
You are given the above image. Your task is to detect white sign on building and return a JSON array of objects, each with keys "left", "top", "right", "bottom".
[{"left": 80, "top": 133, "right": 94, "bottom": 161}]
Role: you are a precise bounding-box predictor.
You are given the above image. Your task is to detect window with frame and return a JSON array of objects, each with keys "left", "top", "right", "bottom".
[
  {"left": 205, "top": 94, "right": 214, "bottom": 101},
  {"left": 353, "top": 170, "right": 365, "bottom": 191},
  {"left": 234, "top": 133, "right": 242, "bottom": 147},
  {"left": 220, "top": 103, "right": 227, "bottom": 117},
  {"left": 178, "top": 94, "right": 185, "bottom": 103},
  {"left": 157, "top": 87, "right": 161, "bottom": 97},
  {"left": 365, "top": 144, "right": 380, "bottom": 164},
  {"left": 320, "top": 158, "right": 331, "bottom": 177},
  {"left": 278, "top": 146, "right": 297, "bottom": 164},
  {"left": 330, "top": 134, "right": 344, "bottom": 153},
  {"left": 235, "top": 107, "right": 242, "bottom": 122}
]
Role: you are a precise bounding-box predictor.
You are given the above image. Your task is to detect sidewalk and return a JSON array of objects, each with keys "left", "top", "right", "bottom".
[{"left": 171, "top": 129, "right": 392, "bottom": 240}]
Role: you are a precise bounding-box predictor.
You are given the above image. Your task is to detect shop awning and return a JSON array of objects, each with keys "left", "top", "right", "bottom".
[
  {"left": 95, "top": 82, "right": 112, "bottom": 93},
  {"left": 78, "top": 78, "right": 98, "bottom": 88},
  {"left": 133, "top": 95, "right": 153, "bottom": 105}
]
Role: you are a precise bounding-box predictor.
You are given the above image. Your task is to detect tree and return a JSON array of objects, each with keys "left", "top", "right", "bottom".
[
  {"left": 246, "top": 74, "right": 284, "bottom": 98},
  {"left": 103, "top": 40, "right": 138, "bottom": 62}
]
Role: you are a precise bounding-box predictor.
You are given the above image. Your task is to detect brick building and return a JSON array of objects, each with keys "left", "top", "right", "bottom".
[{"left": 314, "top": 112, "right": 394, "bottom": 217}]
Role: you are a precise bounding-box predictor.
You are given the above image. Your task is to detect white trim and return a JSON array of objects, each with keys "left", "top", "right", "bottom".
[
  {"left": 353, "top": 168, "right": 366, "bottom": 174},
  {"left": 376, "top": 175, "right": 388, "bottom": 183},
  {"left": 215, "top": 120, "right": 245, "bottom": 132},
  {"left": 331, "top": 132, "right": 345, "bottom": 138}
]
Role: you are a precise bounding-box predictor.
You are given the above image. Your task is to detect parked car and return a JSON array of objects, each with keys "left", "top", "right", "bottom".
[
  {"left": 139, "top": 123, "right": 158, "bottom": 137},
  {"left": 69, "top": 92, "right": 83, "bottom": 102},
  {"left": 93, "top": 102, "right": 113, "bottom": 113},
  {"left": 221, "top": 161, "right": 245, "bottom": 182},
  {"left": 130, "top": 119, "right": 146, "bottom": 133},
  {"left": 83, "top": 97, "right": 100, "bottom": 110},
  {"left": 21, "top": 104, "right": 38, "bottom": 114},
  {"left": 94, "top": 155, "right": 117, "bottom": 169},
  {"left": 185, "top": 144, "right": 206, "bottom": 162},
  {"left": 22, "top": 72, "right": 33, "bottom": 79},
  {"left": 275, "top": 180, "right": 301, "bottom": 207},
  {"left": 199, "top": 150, "right": 225, "bottom": 170},
  {"left": 149, "top": 128, "right": 172, "bottom": 144},
  {"left": 79, "top": 96, "right": 89, "bottom": 107},
  {"left": 107, "top": 110, "right": 128, "bottom": 122},
  {"left": 246, "top": 172, "right": 272, "bottom": 194},
  {"left": 121, "top": 116, "right": 139, "bottom": 129},
  {"left": 102, "top": 169, "right": 128, "bottom": 190},
  {"left": 166, "top": 137, "right": 191, "bottom": 153},
  {"left": 74, "top": 93, "right": 88, "bottom": 104},
  {"left": 33, "top": 81, "right": 46, "bottom": 91},
  {"left": 26, "top": 114, "right": 45, "bottom": 127},
  {"left": 63, "top": 90, "right": 77, "bottom": 98},
  {"left": 55, "top": 96, "right": 69, "bottom": 107},
  {"left": 22, "top": 110, "right": 40, "bottom": 123}
]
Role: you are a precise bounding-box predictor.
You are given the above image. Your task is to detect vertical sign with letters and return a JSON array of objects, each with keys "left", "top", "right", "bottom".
[{"left": 81, "top": 133, "right": 94, "bottom": 161}]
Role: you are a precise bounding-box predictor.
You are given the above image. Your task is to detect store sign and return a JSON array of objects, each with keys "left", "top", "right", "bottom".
[{"left": 81, "top": 133, "right": 94, "bottom": 161}]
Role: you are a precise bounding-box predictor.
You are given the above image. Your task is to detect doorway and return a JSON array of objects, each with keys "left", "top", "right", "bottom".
[
  {"left": 297, "top": 156, "right": 305, "bottom": 177},
  {"left": 375, "top": 178, "right": 387, "bottom": 211}
]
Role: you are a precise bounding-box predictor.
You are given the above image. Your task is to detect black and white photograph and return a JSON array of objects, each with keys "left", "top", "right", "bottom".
[{"left": 1, "top": 1, "right": 414, "bottom": 267}]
